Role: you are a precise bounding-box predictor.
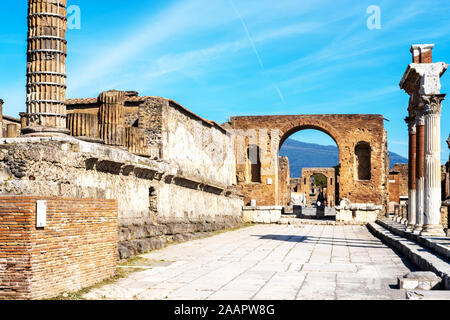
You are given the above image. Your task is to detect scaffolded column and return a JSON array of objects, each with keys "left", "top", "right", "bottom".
[
  {"left": 421, "top": 95, "right": 446, "bottom": 236},
  {"left": 23, "top": 0, "right": 69, "bottom": 135},
  {"left": 405, "top": 117, "right": 417, "bottom": 231}
]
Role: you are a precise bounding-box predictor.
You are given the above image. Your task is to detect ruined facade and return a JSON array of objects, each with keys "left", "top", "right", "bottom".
[
  {"left": 230, "top": 115, "right": 389, "bottom": 214},
  {"left": 0, "top": 91, "right": 244, "bottom": 260}
]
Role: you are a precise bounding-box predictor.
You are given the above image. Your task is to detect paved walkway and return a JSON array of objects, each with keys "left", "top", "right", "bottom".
[{"left": 84, "top": 224, "right": 416, "bottom": 300}]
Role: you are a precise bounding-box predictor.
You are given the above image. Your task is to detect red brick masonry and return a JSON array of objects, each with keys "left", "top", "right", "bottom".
[{"left": 0, "top": 197, "right": 118, "bottom": 300}]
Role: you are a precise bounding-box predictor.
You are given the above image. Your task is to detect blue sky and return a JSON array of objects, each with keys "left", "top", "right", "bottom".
[{"left": 1, "top": 0, "right": 450, "bottom": 162}]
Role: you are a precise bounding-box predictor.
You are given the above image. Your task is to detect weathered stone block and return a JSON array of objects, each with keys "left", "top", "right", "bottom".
[{"left": 398, "top": 272, "right": 442, "bottom": 290}]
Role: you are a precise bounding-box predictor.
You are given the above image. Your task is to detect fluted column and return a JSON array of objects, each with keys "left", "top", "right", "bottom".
[
  {"left": 67, "top": 113, "right": 100, "bottom": 141},
  {"left": 413, "top": 108, "right": 425, "bottom": 234},
  {"left": 23, "top": 0, "right": 69, "bottom": 135},
  {"left": 421, "top": 94, "right": 446, "bottom": 236},
  {"left": 98, "top": 90, "right": 125, "bottom": 146},
  {"left": 406, "top": 117, "right": 417, "bottom": 231}
]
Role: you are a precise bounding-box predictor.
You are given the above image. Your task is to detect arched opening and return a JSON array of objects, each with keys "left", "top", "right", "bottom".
[
  {"left": 279, "top": 128, "right": 340, "bottom": 211},
  {"left": 355, "top": 141, "right": 371, "bottom": 181},
  {"left": 247, "top": 144, "right": 261, "bottom": 183}
]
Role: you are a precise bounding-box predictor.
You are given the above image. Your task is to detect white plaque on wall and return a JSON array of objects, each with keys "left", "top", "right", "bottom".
[{"left": 36, "top": 200, "right": 47, "bottom": 228}]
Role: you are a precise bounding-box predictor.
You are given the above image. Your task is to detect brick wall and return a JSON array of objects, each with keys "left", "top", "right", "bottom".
[
  {"left": 393, "top": 164, "right": 408, "bottom": 197},
  {"left": 0, "top": 196, "right": 118, "bottom": 300},
  {"left": 389, "top": 172, "right": 400, "bottom": 204}
]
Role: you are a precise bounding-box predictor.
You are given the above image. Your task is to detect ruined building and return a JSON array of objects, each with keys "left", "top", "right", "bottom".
[
  {"left": 1, "top": 0, "right": 447, "bottom": 300},
  {"left": 230, "top": 114, "right": 389, "bottom": 222}
]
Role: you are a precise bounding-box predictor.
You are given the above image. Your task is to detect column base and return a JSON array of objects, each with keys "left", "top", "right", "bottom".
[
  {"left": 420, "top": 224, "right": 446, "bottom": 237},
  {"left": 22, "top": 126, "right": 70, "bottom": 137},
  {"left": 405, "top": 224, "right": 415, "bottom": 232},
  {"left": 412, "top": 225, "right": 423, "bottom": 234}
]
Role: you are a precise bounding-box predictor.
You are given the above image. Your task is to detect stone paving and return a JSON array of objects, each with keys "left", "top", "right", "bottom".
[{"left": 84, "top": 224, "right": 416, "bottom": 300}]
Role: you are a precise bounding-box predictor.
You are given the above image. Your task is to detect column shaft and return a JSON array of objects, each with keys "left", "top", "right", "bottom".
[
  {"left": 421, "top": 96, "right": 446, "bottom": 236},
  {"left": 414, "top": 111, "right": 425, "bottom": 234},
  {"left": 98, "top": 90, "right": 126, "bottom": 146},
  {"left": 406, "top": 119, "right": 417, "bottom": 231}
]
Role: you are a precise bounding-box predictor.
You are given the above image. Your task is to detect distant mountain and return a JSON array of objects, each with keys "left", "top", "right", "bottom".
[{"left": 280, "top": 139, "right": 407, "bottom": 178}]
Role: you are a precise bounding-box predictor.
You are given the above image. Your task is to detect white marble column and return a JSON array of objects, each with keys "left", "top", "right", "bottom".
[
  {"left": 413, "top": 109, "right": 425, "bottom": 234},
  {"left": 421, "top": 95, "right": 446, "bottom": 236}
]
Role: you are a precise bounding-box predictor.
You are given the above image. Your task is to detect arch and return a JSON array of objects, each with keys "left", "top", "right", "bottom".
[
  {"left": 301, "top": 168, "right": 336, "bottom": 208},
  {"left": 230, "top": 114, "right": 387, "bottom": 208},
  {"left": 279, "top": 119, "right": 342, "bottom": 151}
]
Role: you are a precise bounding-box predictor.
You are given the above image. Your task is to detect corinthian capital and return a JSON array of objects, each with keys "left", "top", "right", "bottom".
[
  {"left": 447, "top": 134, "right": 450, "bottom": 150},
  {"left": 404, "top": 116, "right": 416, "bottom": 134},
  {"left": 421, "top": 94, "right": 446, "bottom": 115},
  {"left": 414, "top": 107, "right": 425, "bottom": 125}
]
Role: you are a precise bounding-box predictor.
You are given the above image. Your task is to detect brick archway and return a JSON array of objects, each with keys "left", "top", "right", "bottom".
[
  {"left": 279, "top": 119, "right": 342, "bottom": 151},
  {"left": 230, "top": 114, "right": 388, "bottom": 212}
]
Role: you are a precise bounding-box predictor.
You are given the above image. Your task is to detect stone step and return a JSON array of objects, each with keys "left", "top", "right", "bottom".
[
  {"left": 367, "top": 222, "right": 450, "bottom": 290},
  {"left": 377, "top": 218, "right": 450, "bottom": 261}
]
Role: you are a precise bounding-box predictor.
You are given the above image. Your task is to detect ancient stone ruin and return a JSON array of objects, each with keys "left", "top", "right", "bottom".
[
  {"left": 400, "top": 44, "right": 448, "bottom": 236},
  {"left": 0, "top": 0, "right": 449, "bottom": 300}
]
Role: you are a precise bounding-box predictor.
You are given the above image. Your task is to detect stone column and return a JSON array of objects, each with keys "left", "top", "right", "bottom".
[
  {"left": 23, "top": 0, "right": 69, "bottom": 136},
  {"left": 6, "top": 124, "right": 18, "bottom": 138},
  {"left": 98, "top": 90, "right": 126, "bottom": 146},
  {"left": 421, "top": 95, "right": 446, "bottom": 236},
  {"left": 406, "top": 117, "right": 417, "bottom": 231},
  {"left": 67, "top": 113, "right": 100, "bottom": 142},
  {"left": 414, "top": 108, "right": 425, "bottom": 234}
]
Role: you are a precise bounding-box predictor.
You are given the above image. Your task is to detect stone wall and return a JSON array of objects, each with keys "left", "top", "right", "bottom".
[
  {"left": 67, "top": 93, "right": 237, "bottom": 188},
  {"left": 161, "top": 100, "right": 236, "bottom": 187},
  {"left": 242, "top": 206, "right": 282, "bottom": 224},
  {"left": 230, "top": 114, "right": 388, "bottom": 211},
  {"left": 0, "top": 196, "right": 118, "bottom": 300},
  {"left": 278, "top": 156, "right": 290, "bottom": 206},
  {"left": 0, "top": 137, "right": 243, "bottom": 259}
]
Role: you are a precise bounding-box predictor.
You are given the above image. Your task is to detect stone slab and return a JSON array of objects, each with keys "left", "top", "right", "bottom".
[
  {"left": 398, "top": 272, "right": 442, "bottom": 290},
  {"left": 368, "top": 222, "right": 450, "bottom": 290}
]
